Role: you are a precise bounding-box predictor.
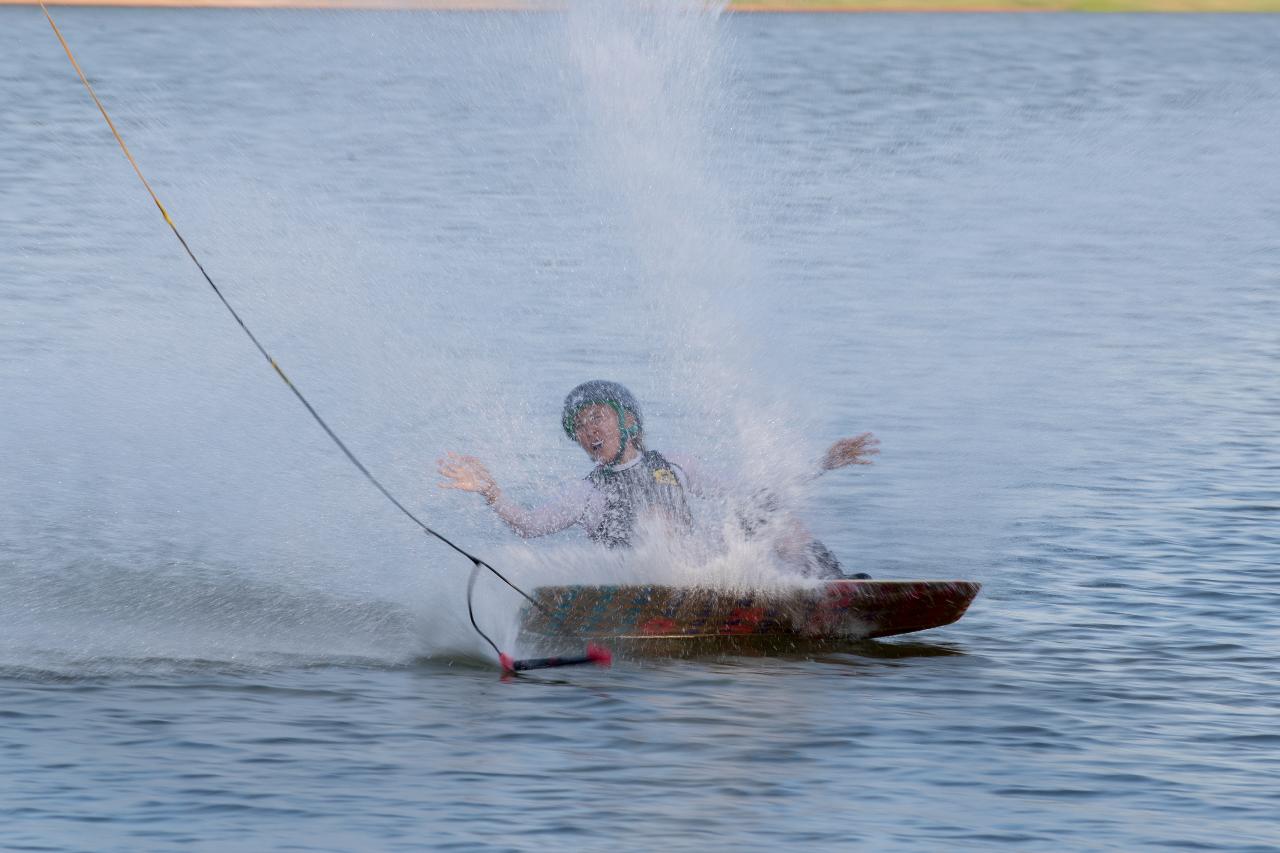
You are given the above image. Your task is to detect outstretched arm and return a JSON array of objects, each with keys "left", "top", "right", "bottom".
[
  {"left": 436, "top": 452, "right": 585, "bottom": 538},
  {"left": 669, "top": 433, "right": 878, "bottom": 499}
]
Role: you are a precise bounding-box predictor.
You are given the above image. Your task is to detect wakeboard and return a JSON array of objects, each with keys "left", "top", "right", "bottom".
[{"left": 519, "top": 579, "right": 980, "bottom": 656}]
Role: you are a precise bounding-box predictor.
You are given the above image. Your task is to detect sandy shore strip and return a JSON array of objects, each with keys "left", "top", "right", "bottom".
[
  {"left": 6, "top": 0, "right": 541, "bottom": 7},
  {"left": 6, "top": 0, "right": 1279, "bottom": 11}
]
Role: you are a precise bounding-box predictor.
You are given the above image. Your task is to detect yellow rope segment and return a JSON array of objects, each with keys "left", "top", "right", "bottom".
[{"left": 40, "top": 3, "right": 175, "bottom": 229}]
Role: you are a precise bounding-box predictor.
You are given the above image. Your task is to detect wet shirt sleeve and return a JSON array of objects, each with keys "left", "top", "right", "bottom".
[{"left": 488, "top": 478, "right": 597, "bottom": 538}]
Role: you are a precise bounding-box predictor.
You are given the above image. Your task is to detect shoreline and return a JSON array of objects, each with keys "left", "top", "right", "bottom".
[{"left": 6, "top": 0, "right": 1280, "bottom": 10}]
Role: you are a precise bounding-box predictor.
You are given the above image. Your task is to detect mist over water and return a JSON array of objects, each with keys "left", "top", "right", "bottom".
[
  {"left": 2, "top": 1, "right": 823, "bottom": 675},
  {"left": 3, "top": 7, "right": 1278, "bottom": 849}
]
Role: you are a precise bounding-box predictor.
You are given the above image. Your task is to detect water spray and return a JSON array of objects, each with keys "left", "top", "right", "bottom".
[{"left": 38, "top": 3, "right": 610, "bottom": 677}]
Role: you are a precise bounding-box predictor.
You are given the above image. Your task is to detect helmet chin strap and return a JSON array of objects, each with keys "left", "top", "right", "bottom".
[{"left": 607, "top": 401, "right": 639, "bottom": 466}]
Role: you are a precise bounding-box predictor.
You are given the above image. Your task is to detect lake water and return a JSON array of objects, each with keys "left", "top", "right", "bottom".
[{"left": 2, "top": 6, "right": 1278, "bottom": 850}]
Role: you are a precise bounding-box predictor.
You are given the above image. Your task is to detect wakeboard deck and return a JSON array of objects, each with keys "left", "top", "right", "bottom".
[{"left": 518, "top": 579, "right": 980, "bottom": 657}]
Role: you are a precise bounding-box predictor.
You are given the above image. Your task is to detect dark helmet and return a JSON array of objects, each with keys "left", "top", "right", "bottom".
[{"left": 562, "top": 380, "right": 643, "bottom": 442}]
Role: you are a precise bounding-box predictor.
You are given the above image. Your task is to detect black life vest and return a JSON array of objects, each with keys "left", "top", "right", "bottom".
[{"left": 586, "top": 450, "right": 693, "bottom": 549}]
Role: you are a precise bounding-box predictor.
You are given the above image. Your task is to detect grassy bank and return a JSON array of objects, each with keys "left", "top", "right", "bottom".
[{"left": 734, "top": 0, "right": 1280, "bottom": 9}]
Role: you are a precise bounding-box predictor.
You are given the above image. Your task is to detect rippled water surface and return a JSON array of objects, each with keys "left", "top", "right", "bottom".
[{"left": 2, "top": 7, "right": 1278, "bottom": 850}]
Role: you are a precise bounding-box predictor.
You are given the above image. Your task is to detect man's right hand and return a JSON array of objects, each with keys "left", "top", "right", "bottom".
[{"left": 437, "top": 452, "right": 500, "bottom": 503}]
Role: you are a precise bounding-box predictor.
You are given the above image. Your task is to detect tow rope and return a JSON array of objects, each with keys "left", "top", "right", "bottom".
[{"left": 39, "top": 4, "right": 610, "bottom": 676}]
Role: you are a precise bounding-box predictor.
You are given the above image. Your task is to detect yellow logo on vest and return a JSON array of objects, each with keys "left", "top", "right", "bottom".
[{"left": 653, "top": 468, "right": 678, "bottom": 486}]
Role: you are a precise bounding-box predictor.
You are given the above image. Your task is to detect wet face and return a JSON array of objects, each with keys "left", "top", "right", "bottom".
[{"left": 573, "top": 403, "right": 635, "bottom": 464}]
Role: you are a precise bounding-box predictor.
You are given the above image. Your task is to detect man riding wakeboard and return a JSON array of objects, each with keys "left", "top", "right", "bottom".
[{"left": 437, "top": 380, "right": 879, "bottom": 578}]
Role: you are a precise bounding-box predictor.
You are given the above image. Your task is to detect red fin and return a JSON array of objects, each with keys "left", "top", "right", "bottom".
[{"left": 586, "top": 644, "right": 613, "bottom": 667}]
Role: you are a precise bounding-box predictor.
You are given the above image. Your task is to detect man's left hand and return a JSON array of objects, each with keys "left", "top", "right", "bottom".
[{"left": 822, "top": 433, "right": 880, "bottom": 470}]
